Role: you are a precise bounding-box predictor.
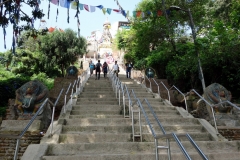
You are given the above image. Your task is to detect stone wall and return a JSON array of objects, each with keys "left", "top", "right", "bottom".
[
  {"left": 0, "top": 130, "right": 43, "bottom": 160},
  {"left": 218, "top": 127, "right": 240, "bottom": 141}
]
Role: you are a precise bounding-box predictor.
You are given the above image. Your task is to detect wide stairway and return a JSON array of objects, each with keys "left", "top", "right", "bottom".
[{"left": 22, "top": 74, "right": 240, "bottom": 160}]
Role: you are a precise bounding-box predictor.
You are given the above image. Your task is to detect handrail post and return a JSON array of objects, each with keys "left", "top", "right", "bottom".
[
  {"left": 78, "top": 77, "right": 81, "bottom": 92},
  {"left": 14, "top": 98, "right": 48, "bottom": 160},
  {"left": 131, "top": 104, "right": 135, "bottom": 142},
  {"left": 191, "top": 89, "right": 219, "bottom": 135},
  {"left": 123, "top": 94, "right": 126, "bottom": 118},
  {"left": 152, "top": 79, "right": 160, "bottom": 97},
  {"left": 119, "top": 87, "right": 121, "bottom": 106},
  {"left": 160, "top": 81, "right": 170, "bottom": 102},
  {"left": 154, "top": 138, "right": 159, "bottom": 160},
  {"left": 71, "top": 80, "right": 77, "bottom": 106},
  {"left": 50, "top": 88, "right": 64, "bottom": 136},
  {"left": 64, "top": 83, "right": 72, "bottom": 114},
  {"left": 13, "top": 139, "right": 20, "bottom": 160},
  {"left": 211, "top": 106, "right": 219, "bottom": 134},
  {"left": 138, "top": 106, "right": 142, "bottom": 142}
]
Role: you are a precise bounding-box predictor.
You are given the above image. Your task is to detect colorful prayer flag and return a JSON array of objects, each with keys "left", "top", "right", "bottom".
[
  {"left": 84, "top": 4, "right": 89, "bottom": 11},
  {"left": 96, "top": 5, "right": 103, "bottom": 9},
  {"left": 157, "top": 10, "right": 162, "bottom": 16},
  {"left": 102, "top": 8, "right": 106, "bottom": 15},
  {"left": 59, "top": 0, "right": 70, "bottom": 8},
  {"left": 113, "top": 9, "right": 121, "bottom": 14},
  {"left": 136, "top": 11, "right": 141, "bottom": 17},
  {"left": 90, "top": 6, "right": 96, "bottom": 12},
  {"left": 122, "top": 10, "right": 126, "bottom": 17},
  {"left": 107, "top": 8, "right": 112, "bottom": 15},
  {"left": 71, "top": 1, "right": 77, "bottom": 10},
  {"left": 79, "top": 3, "right": 84, "bottom": 10},
  {"left": 133, "top": 11, "right": 136, "bottom": 18},
  {"left": 51, "top": 0, "right": 58, "bottom": 5}
]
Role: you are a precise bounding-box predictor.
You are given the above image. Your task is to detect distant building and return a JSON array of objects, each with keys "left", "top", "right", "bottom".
[{"left": 118, "top": 21, "right": 131, "bottom": 30}]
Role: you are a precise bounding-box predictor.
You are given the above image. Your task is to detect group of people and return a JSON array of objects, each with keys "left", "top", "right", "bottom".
[{"left": 89, "top": 60, "right": 133, "bottom": 80}]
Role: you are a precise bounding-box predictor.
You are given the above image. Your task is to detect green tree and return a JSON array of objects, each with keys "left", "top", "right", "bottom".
[
  {"left": 0, "top": 0, "right": 46, "bottom": 36},
  {"left": 39, "top": 29, "right": 87, "bottom": 76}
]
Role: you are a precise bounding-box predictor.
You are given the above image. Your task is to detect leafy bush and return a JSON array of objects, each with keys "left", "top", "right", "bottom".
[
  {"left": 30, "top": 72, "right": 54, "bottom": 90},
  {"left": 0, "top": 107, "right": 6, "bottom": 116}
]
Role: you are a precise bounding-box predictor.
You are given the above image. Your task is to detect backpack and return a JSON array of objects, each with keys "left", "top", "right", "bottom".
[
  {"left": 90, "top": 63, "right": 95, "bottom": 69},
  {"left": 96, "top": 63, "right": 101, "bottom": 71},
  {"left": 103, "top": 63, "right": 108, "bottom": 72}
]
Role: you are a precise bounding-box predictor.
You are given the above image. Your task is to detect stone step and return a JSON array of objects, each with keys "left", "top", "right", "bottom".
[
  {"left": 75, "top": 101, "right": 118, "bottom": 105},
  {"left": 58, "top": 132, "right": 211, "bottom": 144},
  {"left": 82, "top": 86, "right": 112, "bottom": 89},
  {"left": 59, "top": 133, "right": 132, "bottom": 143},
  {"left": 42, "top": 141, "right": 240, "bottom": 156},
  {"left": 82, "top": 88, "right": 113, "bottom": 91},
  {"left": 62, "top": 125, "right": 132, "bottom": 134},
  {"left": 62, "top": 117, "right": 201, "bottom": 126},
  {"left": 61, "top": 125, "right": 205, "bottom": 134},
  {"left": 42, "top": 152, "right": 240, "bottom": 160},
  {"left": 77, "top": 97, "right": 117, "bottom": 101},
  {"left": 72, "top": 104, "right": 120, "bottom": 110},
  {"left": 70, "top": 109, "right": 179, "bottom": 116},
  {"left": 78, "top": 92, "right": 114, "bottom": 98},
  {"left": 69, "top": 114, "right": 123, "bottom": 119},
  {"left": 70, "top": 110, "right": 120, "bottom": 115}
]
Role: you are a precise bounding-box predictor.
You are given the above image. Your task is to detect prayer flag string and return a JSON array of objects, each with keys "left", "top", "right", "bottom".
[{"left": 48, "top": 0, "right": 50, "bottom": 19}]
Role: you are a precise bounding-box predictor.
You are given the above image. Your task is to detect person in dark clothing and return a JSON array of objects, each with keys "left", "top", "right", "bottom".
[
  {"left": 102, "top": 62, "right": 109, "bottom": 78},
  {"left": 125, "top": 61, "right": 133, "bottom": 78},
  {"left": 95, "top": 60, "right": 102, "bottom": 80}
]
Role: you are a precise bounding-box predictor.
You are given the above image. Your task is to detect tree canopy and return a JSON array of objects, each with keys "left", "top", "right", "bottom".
[
  {"left": 0, "top": 28, "right": 87, "bottom": 77},
  {"left": 115, "top": 0, "right": 240, "bottom": 96}
]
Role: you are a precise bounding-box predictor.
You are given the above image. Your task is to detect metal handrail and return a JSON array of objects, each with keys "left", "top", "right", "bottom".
[
  {"left": 172, "top": 132, "right": 191, "bottom": 160},
  {"left": 186, "top": 133, "right": 208, "bottom": 160},
  {"left": 190, "top": 89, "right": 240, "bottom": 135},
  {"left": 0, "top": 98, "right": 48, "bottom": 160},
  {"left": 130, "top": 90, "right": 142, "bottom": 142},
  {"left": 70, "top": 80, "right": 77, "bottom": 105},
  {"left": 118, "top": 81, "right": 124, "bottom": 106},
  {"left": 49, "top": 88, "right": 64, "bottom": 136},
  {"left": 159, "top": 81, "right": 170, "bottom": 102},
  {"left": 63, "top": 83, "right": 72, "bottom": 113},
  {"left": 123, "top": 84, "right": 132, "bottom": 118},
  {"left": 143, "top": 99, "right": 166, "bottom": 135},
  {"left": 108, "top": 75, "right": 208, "bottom": 160},
  {"left": 169, "top": 85, "right": 188, "bottom": 112},
  {"left": 152, "top": 79, "right": 160, "bottom": 97},
  {"left": 139, "top": 98, "right": 208, "bottom": 160},
  {"left": 145, "top": 76, "right": 152, "bottom": 91}
]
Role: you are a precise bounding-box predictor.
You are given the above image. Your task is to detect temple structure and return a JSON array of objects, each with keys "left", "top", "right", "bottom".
[{"left": 85, "top": 18, "right": 114, "bottom": 64}]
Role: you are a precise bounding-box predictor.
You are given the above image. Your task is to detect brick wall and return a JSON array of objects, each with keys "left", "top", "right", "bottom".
[
  {"left": 0, "top": 130, "right": 43, "bottom": 160},
  {"left": 218, "top": 127, "right": 240, "bottom": 141}
]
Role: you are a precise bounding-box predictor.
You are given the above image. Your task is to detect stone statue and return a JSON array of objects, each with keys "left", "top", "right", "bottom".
[
  {"left": 203, "top": 83, "right": 232, "bottom": 114},
  {"left": 66, "top": 65, "right": 78, "bottom": 77},
  {"left": 10, "top": 80, "right": 52, "bottom": 130},
  {"left": 14, "top": 80, "right": 49, "bottom": 116},
  {"left": 188, "top": 83, "right": 238, "bottom": 126}
]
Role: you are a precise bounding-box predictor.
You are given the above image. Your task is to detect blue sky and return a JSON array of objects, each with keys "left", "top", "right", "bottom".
[{"left": 0, "top": 0, "right": 142, "bottom": 52}]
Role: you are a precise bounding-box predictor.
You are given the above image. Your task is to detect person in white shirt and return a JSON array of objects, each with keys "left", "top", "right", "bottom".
[{"left": 112, "top": 61, "right": 119, "bottom": 77}]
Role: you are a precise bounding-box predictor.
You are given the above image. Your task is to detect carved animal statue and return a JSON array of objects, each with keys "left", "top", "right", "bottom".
[
  {"left": 189, "top": 83, "right": 232, "bottom": 121},
  {"left": 14, "top": 80, "right": 49, "bottom": 115},
  {"left": 203, "top": 83, "right": 232, "bottom": 114}
]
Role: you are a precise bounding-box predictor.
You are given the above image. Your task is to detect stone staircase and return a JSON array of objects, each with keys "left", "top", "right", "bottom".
[{"left": 22, "top": 74, "right": 240, "bottom": 160}]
